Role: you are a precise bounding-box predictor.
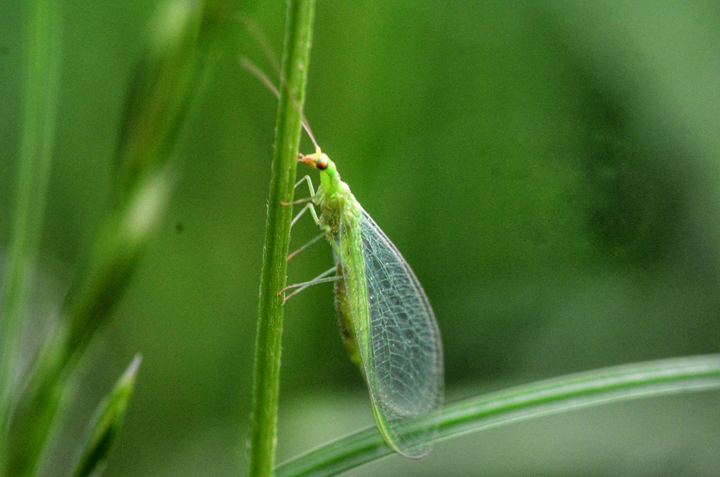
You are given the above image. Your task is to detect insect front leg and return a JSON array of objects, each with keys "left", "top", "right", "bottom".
[
  {"left": 286, "top": 177, "right": 328, "bottom": 261},
  {"left": 287, "top": 174, "right": 324, "bottom": 228},
  {"left": 296, "top": 173, "right": 317, "bottom": 196},
  {"left": 280, "top": 175, "right": 317, "bottom": 207}
]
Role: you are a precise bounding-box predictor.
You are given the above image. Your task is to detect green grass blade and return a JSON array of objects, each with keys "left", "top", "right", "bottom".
[
  {"left": 0, "top": 0, "right": 62, "bottom": 458},
  {"left": 3, "top": 168, "right": 175, "bottom": 477},
  {"left": 248, "top": 1, "right": 316, "bottom": 476},
  {"left": 275, "top": 354, "right": 720, "bottom": 477},
  {"left": 71, "top": 355, "right": 142, "bottom": 477},
  {"left": 2, "top": 2, "right": 227, "bottom": 476}
]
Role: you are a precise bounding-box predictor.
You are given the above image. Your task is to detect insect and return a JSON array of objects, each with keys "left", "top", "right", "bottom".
[
  {"left": 288, "top": 145, "right": 444, "bottom": 459},
  {"left": 241, "top": 52, "right": 443, "bottom": 458}
]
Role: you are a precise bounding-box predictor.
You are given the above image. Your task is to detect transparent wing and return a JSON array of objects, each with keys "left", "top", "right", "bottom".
[{"left": 340, "top": 208, "right": 444, "bottom": 458}]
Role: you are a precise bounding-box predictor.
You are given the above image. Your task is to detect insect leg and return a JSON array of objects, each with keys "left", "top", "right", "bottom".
[
  {"left": 285, "top": 174, "right": 321, "bottom": 257},
  {"left": 281, "top": 175, "right": 317, "bottom": 207},
  {"left": 295, "top": 174, "right": 316, "bottom": 196},
  {"left": 286, "top": 232, "right": 325, "bottom": 262},
  {"left": 287, "top": 175, "right": 324, "bottom": 228},
  {"left": 282, "top": 197, "right": 312, "bottom": 206},
  {"left": 290, "top": 202, "right": 315, "bottom": 228},
  {"left": 280, "top": 266, "right": 339, "bottom": 302},
  {"left": 287, "top": 202, "right": 327, "bottom": 260},
  {"left": 286, "top": 198, "right": 326, "bottom": 261}
]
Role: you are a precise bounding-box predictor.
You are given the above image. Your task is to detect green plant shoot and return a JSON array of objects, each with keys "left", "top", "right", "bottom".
[{"left": 292, "top": 147, "right": 444, "bottom": 459}]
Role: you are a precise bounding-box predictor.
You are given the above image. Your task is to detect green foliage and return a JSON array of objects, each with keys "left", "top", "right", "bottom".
[
  {"left": 0, "top": 0, "right": 62, "bottom": 459},
  {"left": 71, "top": 355, "right": 141, "bottom": 477},
  {"left": 1, "top": 1, "right": 718, "bottom": 476},
  {"left": 0, "top": 1, "right": 230, "bottom": 476}
]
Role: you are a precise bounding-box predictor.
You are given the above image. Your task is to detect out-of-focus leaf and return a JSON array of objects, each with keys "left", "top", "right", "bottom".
[{"left": 72, "top": 355, "right": 142, "bottom": 477}]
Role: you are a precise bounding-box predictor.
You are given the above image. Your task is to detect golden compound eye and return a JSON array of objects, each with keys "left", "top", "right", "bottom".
[{"left": 316, "top": 158, "right": 329, "bottom": 170}]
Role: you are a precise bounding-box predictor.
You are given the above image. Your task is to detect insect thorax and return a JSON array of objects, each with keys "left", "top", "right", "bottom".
[
  {"left": 320, "top": 191, "right": 361, "bottom": 237},
  {"left": 319, "top": 196, "right": 342, "bottom": 236}
]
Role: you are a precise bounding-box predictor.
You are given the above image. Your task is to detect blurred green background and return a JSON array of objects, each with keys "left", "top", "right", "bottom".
[{"left": 2, "top": 1, "right": 720, "bottom": 476}]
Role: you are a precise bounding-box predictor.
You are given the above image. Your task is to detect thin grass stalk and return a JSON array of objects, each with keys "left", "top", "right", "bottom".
[{"left": 247, "top": 1, "right": 316, "bottom": 476}]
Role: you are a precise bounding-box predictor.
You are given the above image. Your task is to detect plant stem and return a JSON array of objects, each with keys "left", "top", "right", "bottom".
[
  {"left": 0, "top": 0, "right": 62, "bottom": 468},
  {"left": 247, "top": 1, "right": 316, "bottom": 476}
]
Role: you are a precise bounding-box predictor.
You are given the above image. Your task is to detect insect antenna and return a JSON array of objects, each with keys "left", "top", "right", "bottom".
[
  {"left": 238, "top": 16, "right": 281, "bottom": 76},
  {"left": 239, "top": 56, "right": 320, "bottom": 154}
]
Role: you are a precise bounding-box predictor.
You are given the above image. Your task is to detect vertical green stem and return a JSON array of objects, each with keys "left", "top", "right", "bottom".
[
  {"left": 0, "top": 0, "right": 62, "bottom": 465},
  {"left": 247, "top": 1, "right": 315, "bottom": 476}
]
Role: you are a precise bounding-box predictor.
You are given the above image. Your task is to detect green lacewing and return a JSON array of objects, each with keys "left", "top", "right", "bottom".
[
  {"left": 240, "top": 53, "right": 444, "bottom": 458},
  {"left": 294, "top": 148, "right": 444, "bottom": 458}
]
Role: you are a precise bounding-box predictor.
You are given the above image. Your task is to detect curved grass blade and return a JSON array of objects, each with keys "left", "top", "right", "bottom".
[{"left": 275, "top": 354, "right": 720, "bottom": 477}]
